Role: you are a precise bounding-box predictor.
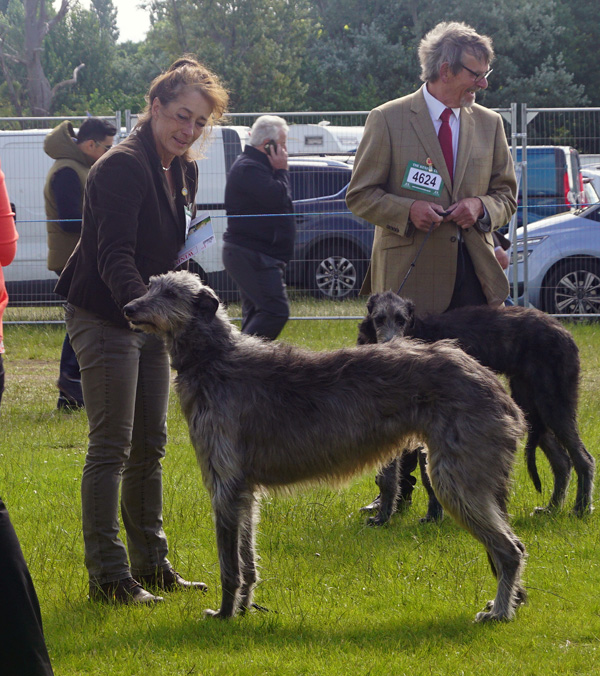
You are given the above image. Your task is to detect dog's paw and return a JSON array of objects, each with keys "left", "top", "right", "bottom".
[
  {"left": 366, "top": 513, "right": 391, "bottom": 527},
  {"left": 203, "top": 608, "right": 230, "bottom": 619},
  {"left": 572, "top": 503, "right": 594, "bottom": 517},
  {"left": 419, "top": 512, "right": 443, "bottom": 524},
  {"left": 474, "top": 600, "right": 513, "bottom": 623}
]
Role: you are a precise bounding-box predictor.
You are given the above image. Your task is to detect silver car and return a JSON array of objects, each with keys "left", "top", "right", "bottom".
[{"left": 508, "top": 202, "right": 600, "bottom": 314}]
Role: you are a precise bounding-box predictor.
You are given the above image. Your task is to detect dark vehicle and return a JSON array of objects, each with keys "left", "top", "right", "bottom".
[{"left": 286, "top": 157, "right": 373, "bottom": 299}]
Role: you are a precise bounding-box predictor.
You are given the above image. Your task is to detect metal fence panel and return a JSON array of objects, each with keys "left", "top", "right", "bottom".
[{"left": 2, "top": 107, "right": 600, "bottom": 322}]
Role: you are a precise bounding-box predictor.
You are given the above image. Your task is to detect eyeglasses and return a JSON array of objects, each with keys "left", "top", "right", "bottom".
[
  {"left": 460, "top": 63, "right": 493, "bottom": 83},
  {"left": 95, "top": 141, "right": 113, "bottom": 152}
]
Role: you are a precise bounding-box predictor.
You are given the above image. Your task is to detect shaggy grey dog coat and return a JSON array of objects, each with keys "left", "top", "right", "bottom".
[
  {"left": 124, "top": 270, "right": 528, "bottom": 623},
  {"left": 358, "top": 291, "right": 595, "bottom": 523}
]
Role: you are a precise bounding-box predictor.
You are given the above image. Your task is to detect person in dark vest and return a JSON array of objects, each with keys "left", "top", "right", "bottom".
[{"left": 44, "top": 117, "right": 116, "bottom": 410}]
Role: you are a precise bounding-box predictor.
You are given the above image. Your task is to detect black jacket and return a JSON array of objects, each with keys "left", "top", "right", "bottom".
[
  {"left": 55, "top": 122, "right": 198, "bottom": 327},
  {"left": 223, "top": 145, "right": 295, "bottom": 262}
]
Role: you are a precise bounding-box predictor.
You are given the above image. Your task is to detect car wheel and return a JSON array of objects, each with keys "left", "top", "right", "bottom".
[
  {"left": 543, "top": 258, "right": 600, "bottom": 314},
  {"left": 307, "top": 242, "right": 367, "bottom": 299}
]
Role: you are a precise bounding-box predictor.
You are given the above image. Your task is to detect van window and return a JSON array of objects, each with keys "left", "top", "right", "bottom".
[{"left": 520, "top": 149, "right": 561, "bottom": 197}]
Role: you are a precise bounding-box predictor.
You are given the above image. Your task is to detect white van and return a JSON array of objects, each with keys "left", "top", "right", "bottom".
[
  {"left": 286, "top": 122, "right": 363, "bottom": 155},
  {"left": 0, "top": 124, "right": 249, "bottom": 303}
]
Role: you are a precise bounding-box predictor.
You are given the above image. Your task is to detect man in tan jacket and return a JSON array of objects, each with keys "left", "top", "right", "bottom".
[
  {"left": 44, "top": 117, "right": 116, "bottom": 410},
  {"left": 346, "top": 21, "right": 517, "bottom": 518}
]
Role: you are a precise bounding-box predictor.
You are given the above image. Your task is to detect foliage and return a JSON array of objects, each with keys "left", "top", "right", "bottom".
[
  {"left": 0, "top": 0, "right": 597, "bottom": 117},
  {"left": 141, "top": 0, "right": 316, "bottom": 113},
  {"left": 302, "top": 0, "right": 590, "bottom": 110},
  {"left": 1, "top": 317, "right": 600, "bottom": 674}
]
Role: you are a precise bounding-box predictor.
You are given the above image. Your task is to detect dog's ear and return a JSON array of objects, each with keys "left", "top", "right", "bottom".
[
  {"left": 366, "top": 293, "right": 380, "bottom": 314},
  {"left": 194, "top": 289, "right": 220, "bottom": 319}
]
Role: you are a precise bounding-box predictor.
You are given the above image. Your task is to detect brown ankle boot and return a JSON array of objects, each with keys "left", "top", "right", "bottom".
[{"left": 89, "top": 577, "right": 163, "bottom": 604}]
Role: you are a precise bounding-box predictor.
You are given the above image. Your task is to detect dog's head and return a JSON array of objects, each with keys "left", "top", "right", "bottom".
[
  {"left": 123, "top": 270, "right": 220, "bottom": 337},
  {"left": 358, "top": 292, "right": 415, "bottom": 344}
]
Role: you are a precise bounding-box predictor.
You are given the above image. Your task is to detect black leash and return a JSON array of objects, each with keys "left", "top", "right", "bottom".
[{"left": 397, "top": 222, "right": 435, "bottom": 294}]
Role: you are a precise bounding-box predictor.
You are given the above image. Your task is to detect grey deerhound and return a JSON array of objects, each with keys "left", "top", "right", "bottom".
[
  {"left": 358, "top": 291, "right": 595, "bottom": 524},
  {"left": 123, "top": 270, "right": 528, "bottom": 622}
]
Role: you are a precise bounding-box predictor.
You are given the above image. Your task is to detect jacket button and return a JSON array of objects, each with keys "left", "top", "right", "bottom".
[{"left": 450, "top": 236, "right": 457, "bottom": 242}]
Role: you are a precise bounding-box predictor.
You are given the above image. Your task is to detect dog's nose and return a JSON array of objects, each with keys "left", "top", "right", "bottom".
[{"left": 123, "top": 301, "right": 136, "bottom": 318}]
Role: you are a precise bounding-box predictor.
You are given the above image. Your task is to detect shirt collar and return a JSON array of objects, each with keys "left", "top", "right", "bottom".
[{"left": 423, "top": 83, "right": 461, "bottom": 123}]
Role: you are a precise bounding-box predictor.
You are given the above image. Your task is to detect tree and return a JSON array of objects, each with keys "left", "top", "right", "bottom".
[
  {"left": 302, "top": 0, "right": 588, "bottom": 111},
  {"left": 0, "top": 0, "right": 87, "bottom": 115},
  {"left": 142, "top": 0, "right": 316, "bottom": 112},
  {"left": 91, "top": 0, "right": 118, "bottom": 42},
  {"left": 554, "top": 0, "right": 600, "bottom": 105}
]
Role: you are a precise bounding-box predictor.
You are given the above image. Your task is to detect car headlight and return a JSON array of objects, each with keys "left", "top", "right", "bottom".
[{"left": 515, "top": 235, "right": 547, "bottom": 262}]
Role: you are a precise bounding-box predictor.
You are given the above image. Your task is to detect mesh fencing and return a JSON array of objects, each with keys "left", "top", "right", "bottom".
[{"left": 2, "top": 107, "right": 600, "bottom": 322}]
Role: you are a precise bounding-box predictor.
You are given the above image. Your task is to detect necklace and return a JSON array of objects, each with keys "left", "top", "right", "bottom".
[{"left": 162, "top": 164, "right": 171, "bottom": 171}]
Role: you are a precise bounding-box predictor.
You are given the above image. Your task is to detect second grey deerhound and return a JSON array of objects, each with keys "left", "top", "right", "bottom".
[
  {"left": 123, "top": 270, "right": 528, "bottom": 623},
  {"left": 358, "top": 292, "right": 595, "bottom": 524}
]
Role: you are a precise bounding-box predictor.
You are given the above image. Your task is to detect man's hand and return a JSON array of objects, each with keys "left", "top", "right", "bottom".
[
  {"left": 408, "top": 200, "right": 447, "bottom": 232},
  {"left": 444, "top": 197, "right": 484, "bottom": 229},
  {"left": 267, "top": 143, "right": 288, "bottom": 171}
]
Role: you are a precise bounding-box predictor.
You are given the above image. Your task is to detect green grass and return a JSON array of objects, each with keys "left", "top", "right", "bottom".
[{"left": 1, "top": 314, "right": 600, "bottom": 675}]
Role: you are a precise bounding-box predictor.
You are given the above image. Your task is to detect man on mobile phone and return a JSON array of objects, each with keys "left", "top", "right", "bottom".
[{"left": 223, "top": 115, "right": 295, "bottom": 340}]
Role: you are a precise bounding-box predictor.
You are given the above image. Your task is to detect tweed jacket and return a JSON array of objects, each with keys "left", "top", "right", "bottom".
[
  {"left": 346, "top": 86, "right": 517, "bottom": 312},
  {"left": 55, "top": 123, "right": 198, "bottom": 328}
]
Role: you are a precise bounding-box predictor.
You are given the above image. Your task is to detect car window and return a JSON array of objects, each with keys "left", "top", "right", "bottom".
[{"left": 289, "top": 166, "right": 351, "bottom": 200}]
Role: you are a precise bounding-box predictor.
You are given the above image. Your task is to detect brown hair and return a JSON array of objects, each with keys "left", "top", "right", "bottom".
[{"left": 138, "top": 56, "right": 229, "bottom": 157}]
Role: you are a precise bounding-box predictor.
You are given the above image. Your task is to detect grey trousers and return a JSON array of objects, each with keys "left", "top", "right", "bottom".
[
  {"left": 222, "top": 241, "right": 290, "bottom": 340},
  {"left": 66, "top": 304, "right": 171, "bottom": 584}
]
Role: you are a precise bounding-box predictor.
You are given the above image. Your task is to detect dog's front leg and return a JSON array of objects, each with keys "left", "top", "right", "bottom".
[
  {"left": 238, "top": 494, "right": 268, "bottom": 614},
  {"left": 205, "top": 484, "right": 246, "bottom": 619}
]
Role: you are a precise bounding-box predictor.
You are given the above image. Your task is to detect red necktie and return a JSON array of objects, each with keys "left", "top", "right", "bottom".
[{"left": 438, "top": 107, "right": 453, "bottom": 182}]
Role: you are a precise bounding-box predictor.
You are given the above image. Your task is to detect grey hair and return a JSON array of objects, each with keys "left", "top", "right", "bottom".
[
  {"left": 249, "top": 115, "right": 289, "bottom": 147},
  {"left": 418, "top": 22, "right": 494, "bottom": 83}
]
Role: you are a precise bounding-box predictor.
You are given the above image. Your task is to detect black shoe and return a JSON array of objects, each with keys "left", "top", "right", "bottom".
[
  {"left": 89, "top": 577, "right": 163, "bottom": 605},
  {"left": 137, "top": 567, "right": 207, "bottom": 592},
  {"left": 57, "top": 392, "right": 84, "bottom": 411},
  {"left": 57, "top": 374, "right": 84, "bottom": 409}
]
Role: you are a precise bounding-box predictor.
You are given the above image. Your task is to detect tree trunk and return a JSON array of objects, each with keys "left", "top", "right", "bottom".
[{"left": 24, "top": 0, "right": 70, "bottom": 115}]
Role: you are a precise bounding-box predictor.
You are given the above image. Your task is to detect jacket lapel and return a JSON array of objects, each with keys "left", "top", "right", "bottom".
[{"left": 137, "top": 125, "right": 184, "bottom": 232}]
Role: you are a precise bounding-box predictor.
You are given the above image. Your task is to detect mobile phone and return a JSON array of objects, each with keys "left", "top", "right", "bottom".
[{"left": 265, "top": 139, "right": 277, "bottom": 156}]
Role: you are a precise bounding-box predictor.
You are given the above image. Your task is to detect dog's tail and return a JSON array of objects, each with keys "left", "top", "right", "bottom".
[{"left": 525, "top": 444, "right": 543, "bottom": 494}]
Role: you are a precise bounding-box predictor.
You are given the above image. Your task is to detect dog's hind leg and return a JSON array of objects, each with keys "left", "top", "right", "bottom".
[
  {"left": 474, "top": 532, "right": 527, "bottom": 622},
  {"left": 533, "top": 431, "right": 572, "bottom": 513},
  {"left": 205, "top": 479, "right": 253, "bottom": 619},
  {"left": 553, "top": 425, "right": 595, "bottom": 515},
  {"left": 368, "top": 458, "right": 400, "bottom": 526},
  {"left": 418, "top": 450, "right": 444, "bottom": 523},
  {"left": 427, "top": 450, "right": 526, "bottom": 622}
]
